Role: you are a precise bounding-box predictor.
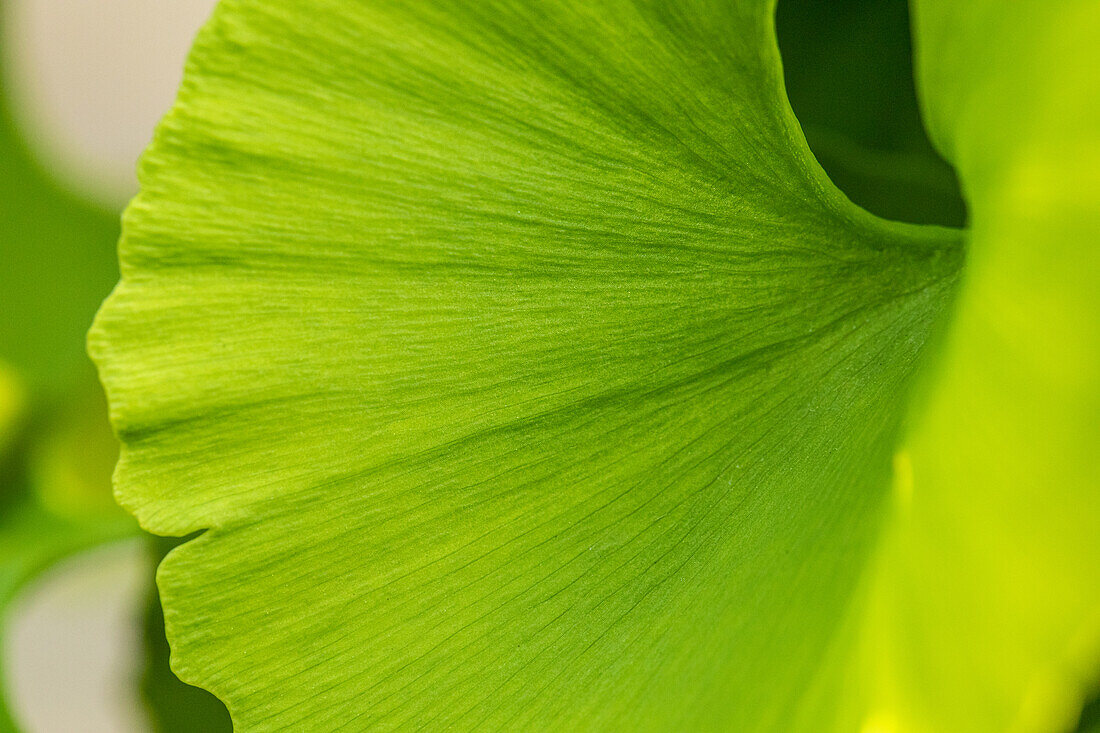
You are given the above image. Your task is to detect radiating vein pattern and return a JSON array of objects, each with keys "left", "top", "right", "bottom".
[{"left": 92, "top": 0, "right": 963, "bottom": 729}]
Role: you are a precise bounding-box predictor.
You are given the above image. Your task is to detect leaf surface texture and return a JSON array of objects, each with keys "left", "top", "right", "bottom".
[{"left": 92, "top": 0, "right": 1099, "bottom": 730}]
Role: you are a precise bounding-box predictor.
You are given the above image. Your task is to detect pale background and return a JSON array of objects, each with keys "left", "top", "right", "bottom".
[{"left": 2, "top": 1, "right": 218, "bottom": 730}]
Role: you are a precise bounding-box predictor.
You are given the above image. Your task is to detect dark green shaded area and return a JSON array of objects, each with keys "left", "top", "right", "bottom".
[
  {"left": 143, "top": 537, "right": 232, "bottom": 733},
  {"left": 0, "top": 417, "right": 28, "bottom": 513},
  {"left": 1077, "top": 691, "right": 1100, "bottom": 733},
  {"left": 776, "top": 0, "right": 967, "bottom": 227}
]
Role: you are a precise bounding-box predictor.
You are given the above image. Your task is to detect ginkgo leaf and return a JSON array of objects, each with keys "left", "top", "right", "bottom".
[
  {"left": 90, "top": 0, "right": 1097, "bottom": 731},
  {"left": 842, "top": 2, "right": 1100, "bottom": 731}
]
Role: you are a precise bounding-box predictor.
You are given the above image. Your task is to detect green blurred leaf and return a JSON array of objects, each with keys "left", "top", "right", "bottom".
[
  {"left": 0, "top": 366, "right": 24, "bottom": 456},
  {"left": 0, "top": 365, "right": 27, "bottom": 510},
  {"left": 843, "top": 1, "right": 1100, "bottom": 730},
  {"left": 0, "top": 0, "right": 129, "bottom": 583},
  {"left": 0, "top": 6, "right": 137, "bottom": 726},
  {"left": 0, "top": 64, "right": 119, "bottom": 396}
]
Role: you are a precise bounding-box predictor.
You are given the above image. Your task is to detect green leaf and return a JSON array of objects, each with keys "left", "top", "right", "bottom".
[
  {"left": 90, "top": 0, "right": 1097, "bottom": 730},
  {"left": 92, "top": 1, "right": 958, "bottom": 729},
  {"left": 839, "top": 2, "right": 1100, "bottom": 730}
]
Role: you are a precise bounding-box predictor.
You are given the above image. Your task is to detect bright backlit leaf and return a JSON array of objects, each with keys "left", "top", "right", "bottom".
[
  {"left": 91, "top": 0, "right": 1098, "bottom": 730},
  {"left": 845, "top": 2, "right": 1100, "bottom": 731}
]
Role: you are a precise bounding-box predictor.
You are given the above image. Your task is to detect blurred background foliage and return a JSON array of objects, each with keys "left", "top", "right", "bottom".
[
  {"left": 0, "top": 3, "right": 133, "bottom": 728},
  {"left": 0, "top": 0, "right": 228, "bottom": 730}
]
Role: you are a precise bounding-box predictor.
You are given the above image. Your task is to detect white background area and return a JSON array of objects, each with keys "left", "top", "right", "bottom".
[
  {"left": 4, "top": 0, "right": 218, "bottom": 205},
  {"left": 3, "top": 0, "right": 218, "bottom": 730}
]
